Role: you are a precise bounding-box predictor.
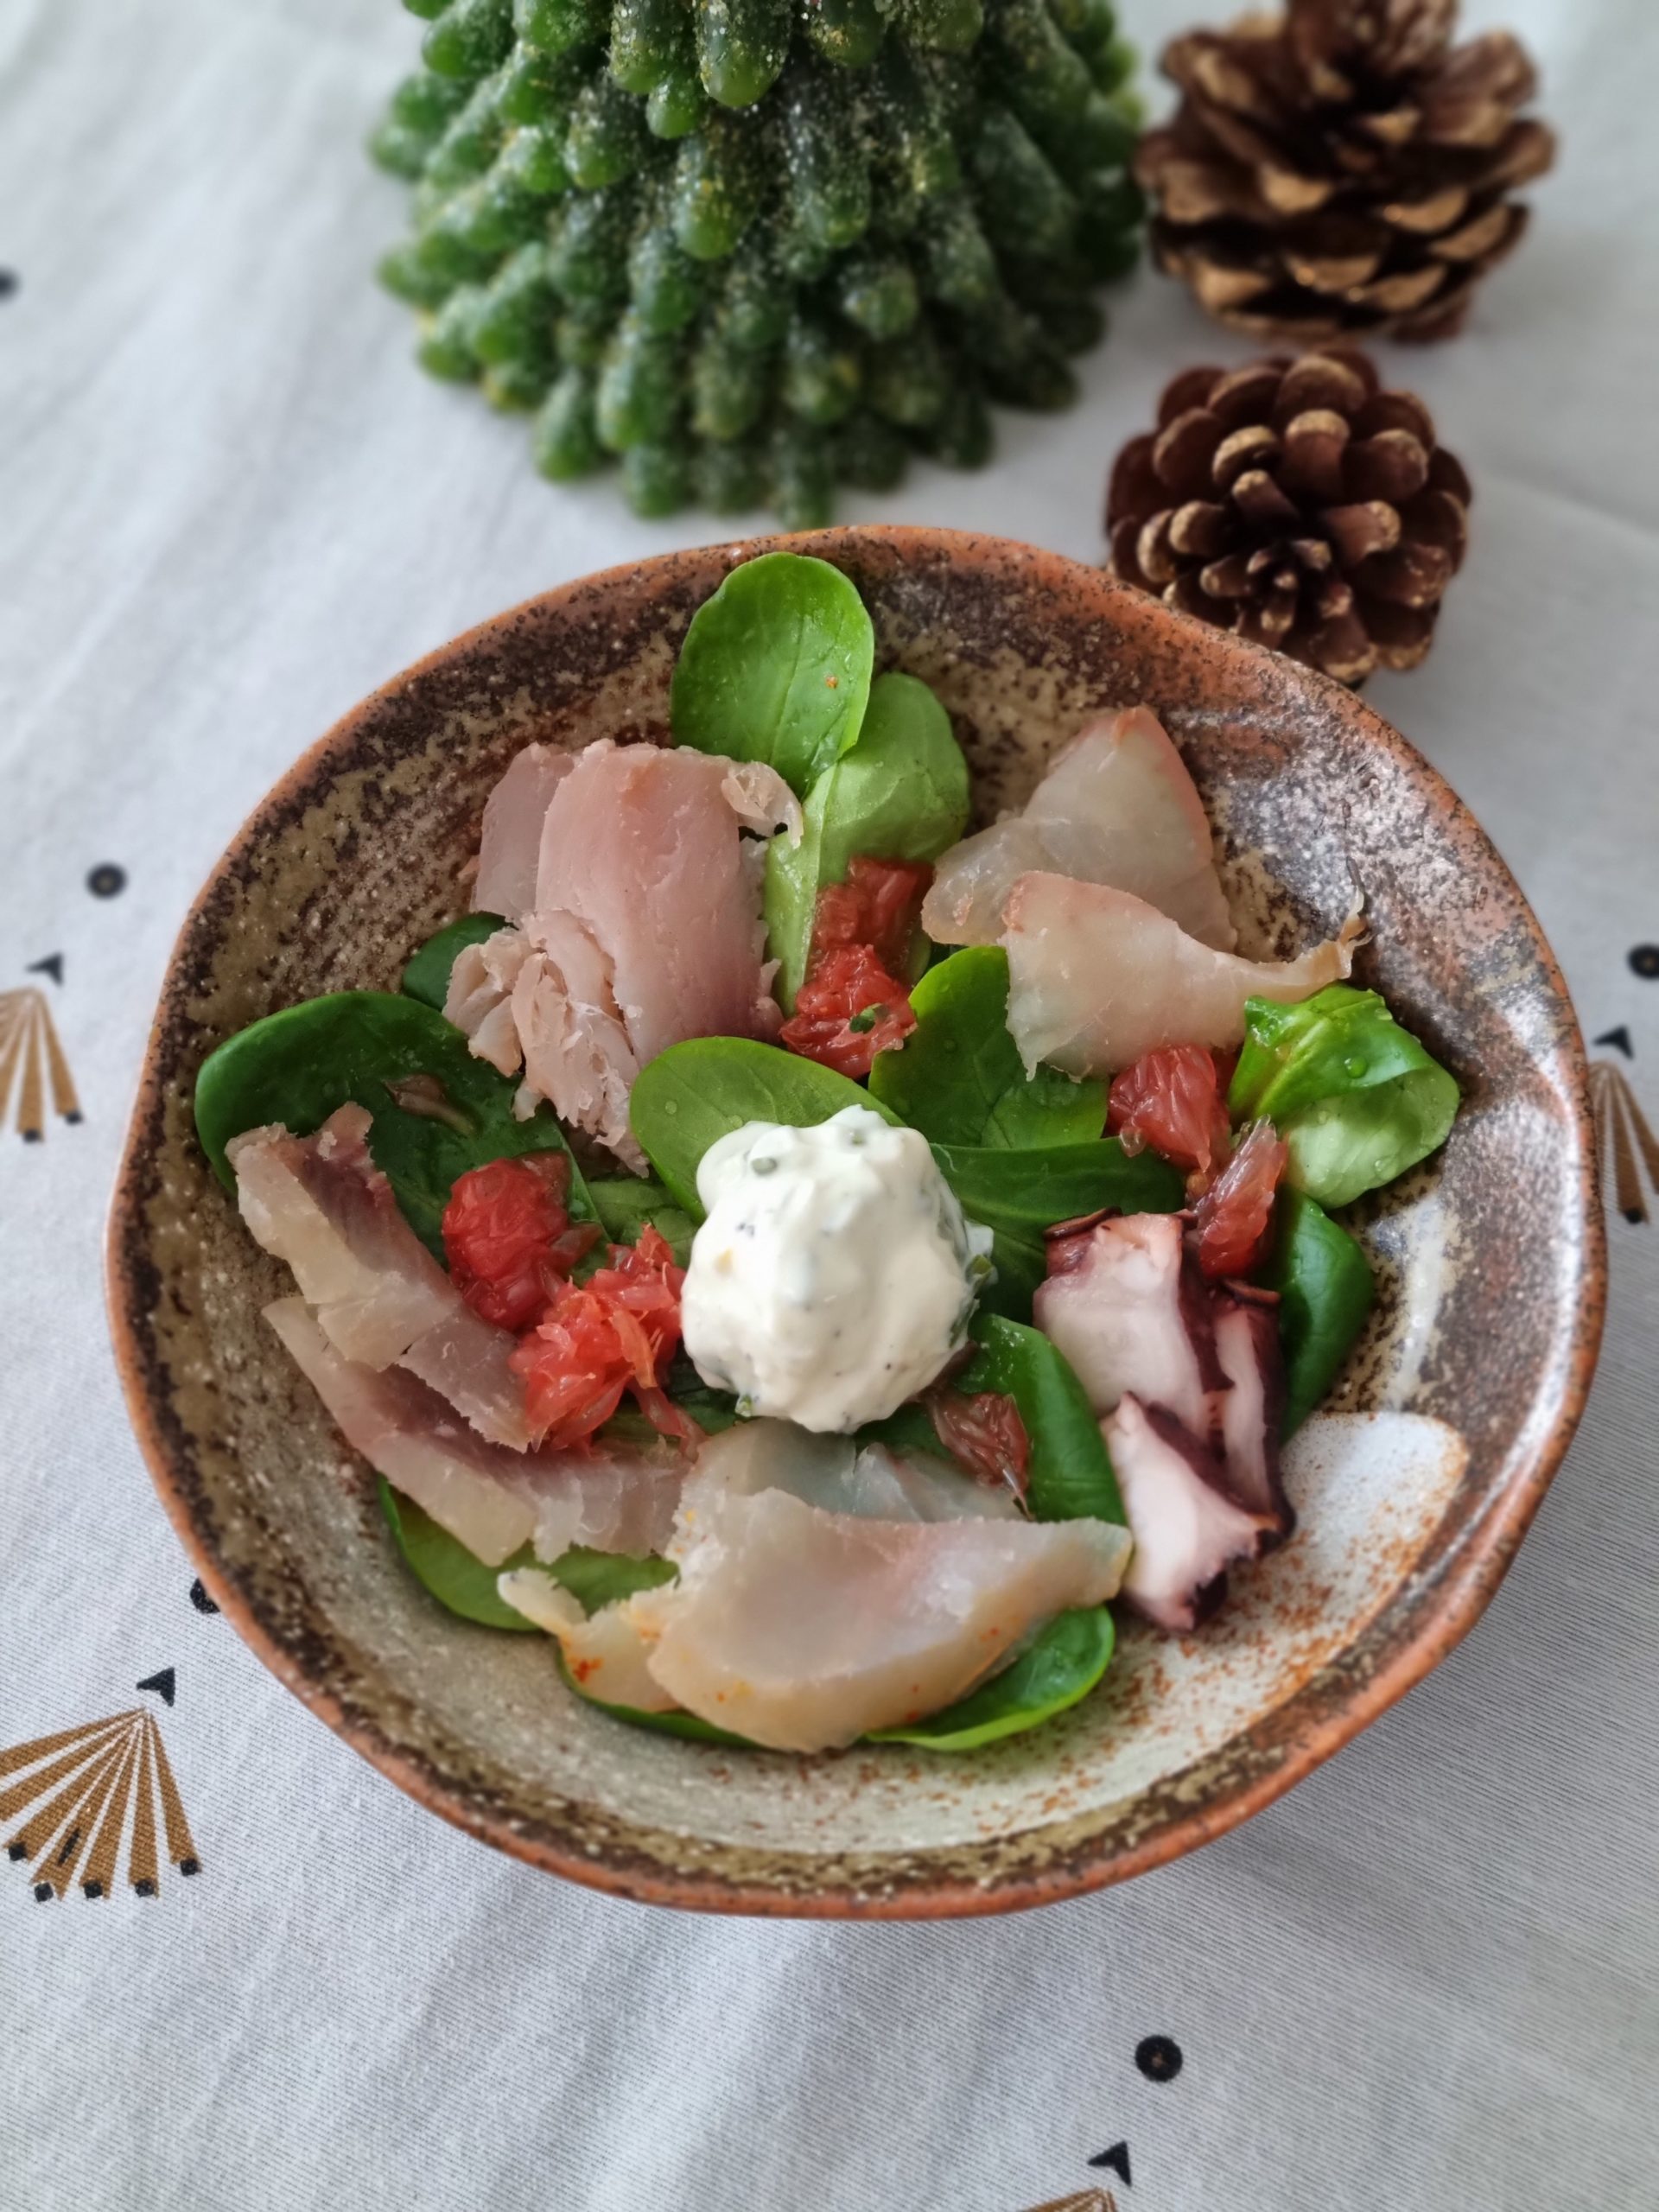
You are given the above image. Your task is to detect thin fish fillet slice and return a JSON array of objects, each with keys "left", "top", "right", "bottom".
[
  {"left": 531, "top": 741, "right": 796, "bottom": 1067},
  {"left": 264, "top": 1300, "right": 681, "bottom": 1568},
  {"left": 632, "top": 1487, "right": 1129, "bottom": 1751},
  {"left": 497, "top": 1572, "right": 676, "bottom": 1711},
  {"left": 473, "top": 745, "right": 575, "bottom": 923},
  {"left": 922, "top": 709, "right": 1236, "bottom": 951},
  {"left": 228, "top": 1104, "right": 531, "bottom": 1449},
  {"left": 1003, "top": 874, "right": 1362, "bottom": 1077}
]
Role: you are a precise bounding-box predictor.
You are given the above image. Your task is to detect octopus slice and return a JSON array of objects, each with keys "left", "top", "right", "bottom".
[
  {"left": 1105, "top": 1394, "right": 1282, "bottom": 1634},
  {"left": 1035, "top": 1213, "right": 1224, "bottom": 1438}
]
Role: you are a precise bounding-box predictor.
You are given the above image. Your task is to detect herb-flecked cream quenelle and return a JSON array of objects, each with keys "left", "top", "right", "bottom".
[{"left": 680, "top": 1105, "right": 994, "bottom": 1433}]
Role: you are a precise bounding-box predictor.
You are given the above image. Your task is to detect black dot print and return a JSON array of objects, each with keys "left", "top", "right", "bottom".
[
  {"left": 1630, "top": 944, "right": 1659, "bottom": 981},
  {"left": 0, "top": 271, "right": 18, "bottom": 301},
  {"left": 1135, "top": 2035, "right": 1184, "bottom": 2082},
  {"left": 87, "top": 863, "right": 126, "bottom": 899}
]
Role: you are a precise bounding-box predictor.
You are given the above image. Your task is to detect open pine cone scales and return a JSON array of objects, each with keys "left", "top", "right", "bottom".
[
  {"left": 1107, "top": 346, "right": 1470, "bottom": 683},
  {"left": 1136, "top": 0, "right": 1555, "bottom": 340}
]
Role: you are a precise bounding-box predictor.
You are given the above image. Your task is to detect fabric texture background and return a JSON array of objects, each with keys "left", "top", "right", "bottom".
[{"left": 0, "top": 1, "right": 1655, "bottom": 2206}]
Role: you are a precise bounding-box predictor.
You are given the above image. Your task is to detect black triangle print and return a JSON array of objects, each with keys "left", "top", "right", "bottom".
[
  {"left": 137, "top": 1668, "right": 176, "bottom": 1707},
  {"left": 1595, "top": 1027, "right": 1634, "bottom": 1058},
  {"left": 26, "top": 954, "right": 64, "bottom": 985},
  {"left": 188, "top": 1578, "right": 219, "bottom": 1615},
  {"left": 1088, "top": 2144, "right": 1130, "bottom": 2185}
]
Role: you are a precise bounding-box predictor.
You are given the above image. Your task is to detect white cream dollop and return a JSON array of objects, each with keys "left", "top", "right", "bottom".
[{"left": 680, "top": 1105, "right": 994, "bottom": 1433}]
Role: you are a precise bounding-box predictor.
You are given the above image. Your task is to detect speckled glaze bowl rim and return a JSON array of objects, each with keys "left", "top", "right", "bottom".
[{"left": 106, "top": 526, "right": 1606, "bottom": 1917}]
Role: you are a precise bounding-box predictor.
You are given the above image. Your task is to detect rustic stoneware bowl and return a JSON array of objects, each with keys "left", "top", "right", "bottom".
[{"left": 108, "top": 527, "right": 1604, "bottom": 1916}]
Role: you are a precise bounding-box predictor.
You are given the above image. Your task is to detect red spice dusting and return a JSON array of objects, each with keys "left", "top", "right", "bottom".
[
  {"left": 925, "top": 1382, "right": 1031, "bottom": 1501},
  {"left": 442, "top": 1153, "right": 598, "bottom": 1332},
  {"left": 1192, "top": 1120, "right": 1288, "bottom": 1279},
  {"left": 780, "top": 855, "right": 933, "bottom": 1077},
  {"left": 509, "top": 1224, "right": 695, "bottom": 1449},
  {"left": 1109, "top": 1045, "right": 1233, "bottom": 1179}
]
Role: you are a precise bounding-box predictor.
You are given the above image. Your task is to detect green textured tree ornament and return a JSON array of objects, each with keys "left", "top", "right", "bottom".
[{"left": 371, "top": 0, "right": 1143, "bottom": 524}]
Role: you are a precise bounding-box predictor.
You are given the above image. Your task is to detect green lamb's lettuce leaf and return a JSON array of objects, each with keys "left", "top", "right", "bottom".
[
  {"left": 1260, "top": 1188, "right": 1376, "bottom": 1433},
  {"left": 869, "top": 946, "right": 1105, "bottom": 1148},
  {"left": 870, "top": 1606, "right": 1116, "bottom": 1750},
  {"left": 194, "top": 990, "right": 597, "bottom": 1255},
  {"left": 670, "top": 550, "right": 875, "bottom": 797},
  {"left": 765, "top": 671, "right": 970, "bottom": 1007},
  {"left": 1229, "top": 985, "right": 1459, "bottom": 1210},
  {"left": 400, "top": 912, "right": 505, "bottom": 1009}
]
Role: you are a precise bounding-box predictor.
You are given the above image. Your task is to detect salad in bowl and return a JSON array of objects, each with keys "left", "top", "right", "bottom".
[{"left": 190, "top": 550, "right": 1462, "bottom": 1757}]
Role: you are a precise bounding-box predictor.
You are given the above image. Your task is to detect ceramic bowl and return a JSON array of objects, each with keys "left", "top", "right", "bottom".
[{"left": 107, "top": 527, "right": 1605, "bottom": 1916}]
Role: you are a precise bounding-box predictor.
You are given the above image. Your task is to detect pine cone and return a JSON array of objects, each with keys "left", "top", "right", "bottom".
[
  {"left": 1106, "top": 346, "right": 1470, "bottom": 683},
  {"left": 370, "top": 0, "right": 1145, "bottom": 526},
  {"left": 1135, "top": 0, "right": 1555, "bottom": 341}
]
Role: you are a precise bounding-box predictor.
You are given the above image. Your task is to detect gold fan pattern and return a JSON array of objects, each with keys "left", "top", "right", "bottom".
[
  {"left": 2, "top": 1708, "right": 200, "bottom": 1901},
  {"left": 0, "top": 986, "right": 79, "bottom": 1141},
  {"left": 1591, "top": 1059, "right": 1659, "bottom": 1224}
]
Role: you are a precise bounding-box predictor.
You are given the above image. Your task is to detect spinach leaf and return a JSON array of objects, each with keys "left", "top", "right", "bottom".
[
  {"left": 629, "top": 1035, "right": 895, "bottom": 1211},
  {"left": 959, "top": 1314, "right": 1123, "bottom": 1524},
  {"left": 1260, "top": 1188, "right": 1376, "bottom": 1433},
  {"left": 543, "top": 1546, "right": 677, "bottom": 1614},
  {"left": 670, "top": 550, "right": 874, "bottom": 796},
  {"left": 378, "top": 1481, "right": 539, "bottom": 1631},
  {"left": 401, "top": 912, "right": 505, "bottom": 1010},
  {"left": 1230, "top": 985, "right": 1459, "bottom": 1210},
  {"left": 587, "top": 1173, "right": 699, "bottom": 1265},
  {"left": 869, "top": 947, "right": 1105, "bottom": 1148},
  {"left": 379, "top": 1481, "right": 679, "bottom": 1630},
  {"left": 194, "top": 990, "right": 597, "bottom": 1255},
  {"left": 931, "top": 1139, "right": 1185, "bottom": 1317},
  {"left": 765, "top": 671, "right": 970, "bottom": 1007},
  {"left": 871, "top": 1607, "right": 1115, "bottom": 1751},
  {"left": 555, "top": 1659, "right": 757, "bottom": 1746}
]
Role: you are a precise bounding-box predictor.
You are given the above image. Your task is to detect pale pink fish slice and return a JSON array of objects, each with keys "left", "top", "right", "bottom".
[
  {"left": 532, "top": 740, "right": 797, "bottom": 1069},
  {"left": 265, "top": 1298, "right": 537, "bottom": 1566},
  {"left": 228, "top": 1103, "right": 530, "bottom": 1448},
  {"left": 631, "top": 1449, "right": 1128, "bottom": 1750},
  {"left": 496, "top": 1572, "right": 677, "bottom": 1710},
  {"left": 444, "top": 926, "right": 530, "bottom": 1077},
  {"left": 265, "top": 1300, "right": 682, "bottom": 1570},
  {"left": 922, "top": 708, "right": 1235, "bottom": 950},
  {"left": 1002, "top": 873, "right": 1362, "bottom": 1077},
  {"left": 513, "top": 908, "right": 645, "bottom": 1173},
  {"left": 685, "top": 1419, "right": 1022, "bottom": 1523},
  {"left": 473, "top": 744, "right": 575, "bottom": 923}
]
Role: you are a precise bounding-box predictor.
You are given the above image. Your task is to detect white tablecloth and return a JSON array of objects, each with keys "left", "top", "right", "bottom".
[{"left": 2, "top": 2, "right": 1656, "bottom": 2205}]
